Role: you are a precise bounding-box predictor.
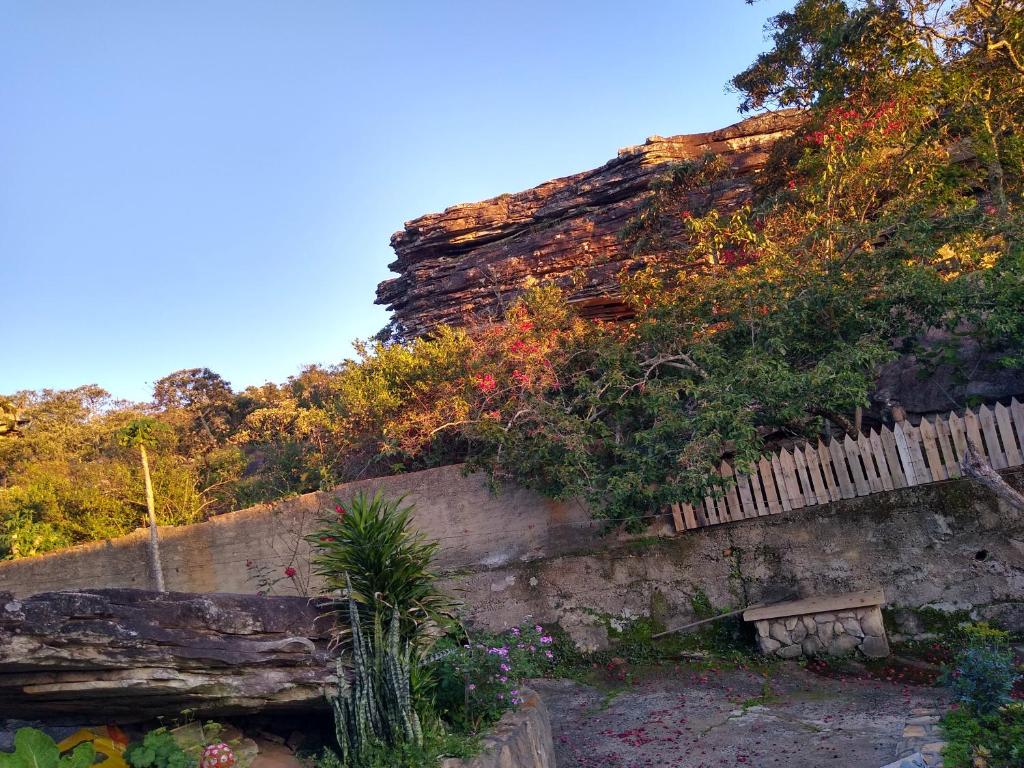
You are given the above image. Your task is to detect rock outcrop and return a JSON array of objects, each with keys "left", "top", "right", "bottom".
[
  {"left": 0, "top": 589, "right": 336, "bottom": 721},
  {"left": 378, "top": 110, "right": 804, "bottom": 337}
]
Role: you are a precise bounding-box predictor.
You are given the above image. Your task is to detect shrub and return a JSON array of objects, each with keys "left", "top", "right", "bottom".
[
  {"left": 941, "top": 703, "right": 1024, "bottom": 768},
  {"left": 124, "top": 730, "right": 195, "bottom": 768},
  {"left": 308, "top": 491, "right": 456, "bottom": 648},
  {"left": 430, "top": 623, "right": 556, "bottom": 733},
  {"left": 943, "top": 644, "right": 1020, "bottom": 716}
]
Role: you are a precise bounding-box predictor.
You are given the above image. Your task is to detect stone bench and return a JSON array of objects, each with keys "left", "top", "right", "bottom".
[{"left": 743, "top": 588, "right": 890, "bottom": 659}]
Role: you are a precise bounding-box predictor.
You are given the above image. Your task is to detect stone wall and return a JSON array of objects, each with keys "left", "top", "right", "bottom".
[
  {"left": 441, "top": 688, "right": 555, "bottom": 768},
  {"left": 747, "top": 591, "right": 891, "bottom": 659},
  {"left": 1, "top": 465, "right": 1021, "bottom": 645}
]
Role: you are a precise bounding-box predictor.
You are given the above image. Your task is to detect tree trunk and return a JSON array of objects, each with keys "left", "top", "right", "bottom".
[
  {"left": 960, "top": 439, "right": 1024, "bottom": 513},
  {"left": 139, "top": 444, "right": 166, "bottom": 592}
]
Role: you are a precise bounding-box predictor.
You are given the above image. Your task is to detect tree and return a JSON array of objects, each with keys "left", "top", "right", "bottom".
[
  {"left": 116, "top": 418, "right": 167, "bottom": 591},
  {"left": 0, "top": 399, "right": 30, "bottom": 437}
]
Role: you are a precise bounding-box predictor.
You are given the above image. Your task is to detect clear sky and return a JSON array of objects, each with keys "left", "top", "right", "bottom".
[{"left": 2, "top": 0, "right": 793, "bottom": 402}]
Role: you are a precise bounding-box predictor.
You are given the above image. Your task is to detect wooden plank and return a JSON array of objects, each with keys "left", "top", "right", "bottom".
[
  {"left": 792, "top": 448, "right": 814, "bottom": 506},
  {"left": 670, "top": 503, "right": 685, "bottom": 532},
  {"left": 857, "top": 433, "right": 884, "bottom": 493},
  {"left": 759, "top": 457, "right": 781, "bottom": 514},
  {"left": 843, "top": 435, "right": 871, "bottom": 496},
  {"left": 771, "top": 454, "right": 793, "bottom": 512},
  {"left": 736, "top": 471, "right": 757, "bottom": 519},
  {"left": 720, "top": 461, "right": 743, "bottom": 522},
  {"left": 879, "top": 426, "right": 907, "bottom": 489},
  {"left": 702, "top": 494, "right": 720, "bottom": 526},
  {"left": 817, "top": 440, "right": 841, "bottom": 501},
  {"left": 894, "top": 423, "right": 919, "bottom": 486},
  {"left": 743, "top": 588, "right": 886, "bottom": 622},
  {"left": 948, "top": 411, "right": 968, "bottom": 465},
  {"left": 994, "top": 402, "right": 1022, "bottom": 467},
  {"left": 868, "top": 430, "right": 894, "bottom": 491},
  {"left": 935, "top": 417, "right": 961, "bottom": 479},
  {"left": 803, "top": 445, "right": 829, "bottom": 505},
  {"left": 906, "top": 425, "right": 931, "bottom": 484},
  {"left": 964, "top": 408, "right": 986, "bottom": 460},
  {"left": 918, "top": 418, "right": 947, "bottom": 481},
  {"left": 828, "top": 438, "right": 856, "bottom": 499},
  {"left": 681, "top": 502, "right": 698, "bottom": 530},
  {"left": 779, "top": 449, "right": 805, "bottom": 508},
  {"left": 750, "top": 465, "right": 770, "bottom": 516},
  {"left": 692, "top": 494, "right": 709, "bottom": 527},
  {"left": 978, "top": 405, "right": 1007, "bottom": 470},
  {"left": 1011, "top": 399, "right": 1024, "bottom": 461}
]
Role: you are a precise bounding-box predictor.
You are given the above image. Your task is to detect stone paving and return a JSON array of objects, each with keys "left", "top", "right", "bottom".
[
  {"left": 532, "top": 663, "right": 949, "bottom": 768},
  {"left": 893, "top": 703, "right": 946, "bottom": 767}
]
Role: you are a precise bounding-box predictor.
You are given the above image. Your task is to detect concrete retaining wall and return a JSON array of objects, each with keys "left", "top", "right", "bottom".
[
  {"left": 1, "top": 465, "right": 1021, "bottom": 642},
  {"left": 0, "top": 465, "right": 608, "bottom": 597}
]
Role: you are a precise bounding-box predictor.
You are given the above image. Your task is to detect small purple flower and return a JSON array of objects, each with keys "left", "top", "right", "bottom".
[
  {"left": 467, "top": 683, "right": 476, "bottom": 691},
  {"left": 545, "top": 650, "right": 554, "bottom": 659},
  {"left": 540, "top": 635, "right": 553, "bottom": 645},
  {"left": 510, "top": 627, "right": 520, "bottom": 636},
  {"left": 535, "top": 625, "right": 543, "bottom": 633},
  {"left": 499, "top": 676, "right": 508, "bottom": 683},
  {"left": 500, "top": 663, "right": 511, "bottom": 672}
]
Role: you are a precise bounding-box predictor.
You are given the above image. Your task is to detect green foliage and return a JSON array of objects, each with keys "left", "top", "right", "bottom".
[
  {"left": 7, "top": 0, "right": 1023, "bottom": 550},
  {"left": 0, "top": 728, "right": 95, "bottom": 768},
  {"left": 430, "top": 623, "right": 556, "bottom": 733},
  {"left": 943, "top": 638, "right": 1021, "bottom": 715},
  {"left": 941, "top": 703, "right": 1024, "bottom": 768},
  {"left": 308, "top": 491, "right": 456, "bottom": 647},
  {"left": 329, "top": 592, "right": 423, "bottom": 768},
  {"left": 123, "top": 730, "right": 195, "bottom": 768}
]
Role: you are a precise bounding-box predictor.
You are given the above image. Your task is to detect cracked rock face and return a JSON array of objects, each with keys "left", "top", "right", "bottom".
[
  {"left": 0, "top": 589, "right": 337, "bottom": 721},
  {"left": 377, "top": 111, "right": 804, "bottom": 337}
]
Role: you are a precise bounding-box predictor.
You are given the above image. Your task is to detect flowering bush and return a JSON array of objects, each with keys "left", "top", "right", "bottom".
[{"left": 430, "top": 623, "right": 556, "bottom": 733}]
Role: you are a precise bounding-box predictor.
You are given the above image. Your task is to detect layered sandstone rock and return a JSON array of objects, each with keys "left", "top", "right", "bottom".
[
  {"left": 0, "top": 589, "right": 336, "bottom": 721},
  {"left": 378, "top": 110, "right": 805, "bottom": 337}
]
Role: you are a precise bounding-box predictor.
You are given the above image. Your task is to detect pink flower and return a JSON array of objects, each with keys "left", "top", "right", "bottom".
[
  {"left": 284, "top": 566, "right": 297, "bottom": 578},
  {"left": 476, "top": 374, "right": 497, "bottom": 393}
]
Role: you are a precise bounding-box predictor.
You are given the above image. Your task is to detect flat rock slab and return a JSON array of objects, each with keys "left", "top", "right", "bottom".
[{"left": 532, "top": 663, "right": 948, "bottom": 768}]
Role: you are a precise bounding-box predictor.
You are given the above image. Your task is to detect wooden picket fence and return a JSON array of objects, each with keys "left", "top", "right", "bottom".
[{"left": 669, "top": 398, "right": 1024, "bottom": 533}]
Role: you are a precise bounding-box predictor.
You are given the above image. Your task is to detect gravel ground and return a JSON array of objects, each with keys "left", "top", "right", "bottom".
[{"left": 532, "top": 662, "right": 949, "bottom": 768}]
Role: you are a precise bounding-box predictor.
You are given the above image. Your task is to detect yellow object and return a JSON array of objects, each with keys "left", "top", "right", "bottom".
[{"left": 57, "top": 729, "right": 129, "bottom": 768}]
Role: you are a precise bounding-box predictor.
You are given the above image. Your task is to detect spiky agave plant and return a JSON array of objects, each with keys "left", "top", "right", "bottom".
[
  {"left": 309, "top": 490, "right": 458, "bottom": 649},
  {"left": 330, "top": 579, "right": 423, "bottom": 767}
]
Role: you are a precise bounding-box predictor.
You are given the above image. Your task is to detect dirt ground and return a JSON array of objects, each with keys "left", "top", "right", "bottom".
[{"left": 532, "top": 662, "right": 948, "bottom": 768}]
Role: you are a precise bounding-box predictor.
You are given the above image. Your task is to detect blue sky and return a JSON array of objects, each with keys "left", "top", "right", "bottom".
[{"left": 2, "top": 0, "right": 793, "bottom": 402}]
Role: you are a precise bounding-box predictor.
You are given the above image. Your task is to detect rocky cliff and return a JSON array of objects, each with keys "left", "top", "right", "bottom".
[{"left": 378, "top": 110, "right": 804, "bottom": 337}]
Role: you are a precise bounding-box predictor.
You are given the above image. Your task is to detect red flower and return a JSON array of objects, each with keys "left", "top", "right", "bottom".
[
  {"left": 284, "top": 566, "right": 297, "bottom": 578},
  {"left": 476, "top": 373, "right": 497, "bottom": 393}
]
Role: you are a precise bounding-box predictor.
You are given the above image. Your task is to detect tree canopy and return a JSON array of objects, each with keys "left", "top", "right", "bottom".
[{"left": 3, "top": 0, "right": 1021, "bottom": 555}]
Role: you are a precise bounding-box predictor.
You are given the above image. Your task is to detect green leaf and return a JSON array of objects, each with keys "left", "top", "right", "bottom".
[
  {"left": 9, "top": 729, "right": 60, "bottom": 768},
  {"left": 57, "top": 744, "right": 94, "bottom": 768}
]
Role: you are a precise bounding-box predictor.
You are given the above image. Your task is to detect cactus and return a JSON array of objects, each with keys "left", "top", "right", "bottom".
[{"left": 329, "top": 577, "right": 423, "bottom": 767}]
